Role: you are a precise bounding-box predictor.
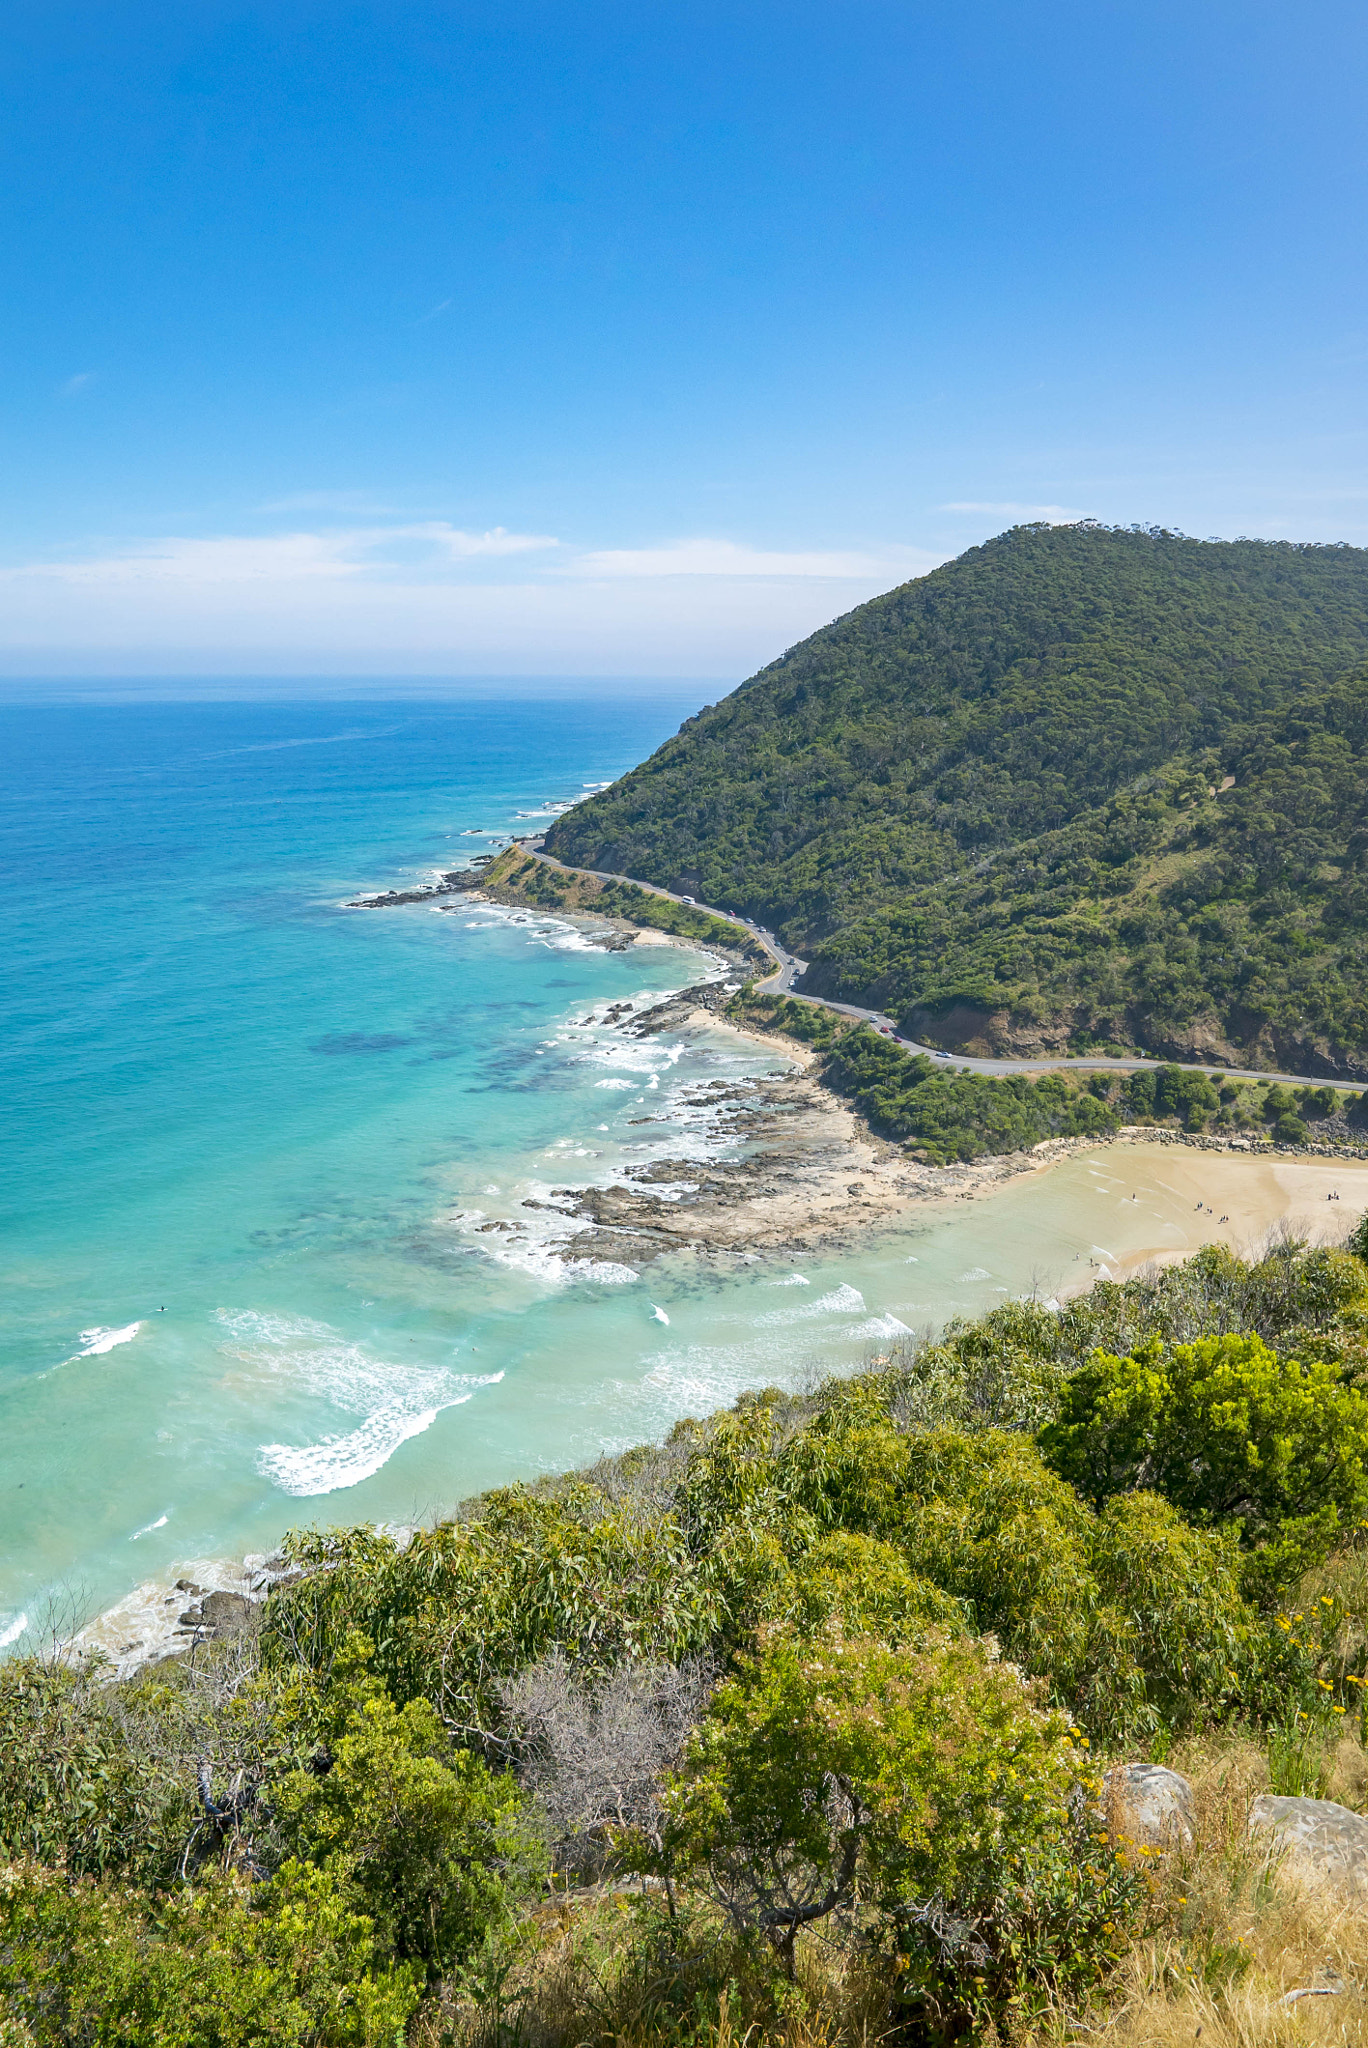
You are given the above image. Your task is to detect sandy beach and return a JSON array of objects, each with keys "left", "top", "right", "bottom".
[
  {"left": 1085, "top": 1138, "right": 1368, "bottom": 1279},
  {"left": 509, "top": 974, "right": 1368, "bottom": 1273}
]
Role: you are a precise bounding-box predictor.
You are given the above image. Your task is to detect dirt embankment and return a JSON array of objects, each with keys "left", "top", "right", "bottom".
[{"left": 894, "top": 995, "right": 1368, "bottom": 1081}]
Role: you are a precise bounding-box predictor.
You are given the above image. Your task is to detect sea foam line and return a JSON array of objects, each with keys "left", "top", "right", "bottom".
[
  {"left": 217, "top": 1308, "right": 504, "bottom": 1497},
  {"left": 78, "top": 1322, "right": 143, "bottom": 1356}
]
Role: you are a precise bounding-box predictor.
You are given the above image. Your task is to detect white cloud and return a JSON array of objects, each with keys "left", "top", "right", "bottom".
[
  {"left": 2, "top": 523, "right": 559, "bottom": 588},
  {"left": 12, "top": 532, "right": 365, "bottom": 586},
  {"left": 569, "top": 537, "right": 936, "bottom": 579},
  {"left": 424, "top": 523, "right": 558, "bottom": 559},
  {"left": 59, "top": 372, "right": 96, "bottom": 397},
  {"left": 941, "top": 501, "right": 1085, "bottom": 521},
  {"left": 0, "top": 521, "right": 945, "bottom": 675}
]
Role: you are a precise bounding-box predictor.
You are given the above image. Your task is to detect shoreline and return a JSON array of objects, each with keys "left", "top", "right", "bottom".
[
  {"left": 413, "top": 888, "right": 1368, "bottom": 1276},
  {"left": 69, "top": 1121, "right": 1368, "bottom": 1685},
  {"left": 56, "top": 898, "right": 1368, "bottom": 1684}
]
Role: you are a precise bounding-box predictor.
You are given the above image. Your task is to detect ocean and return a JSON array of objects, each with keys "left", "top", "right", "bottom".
[{"left": 0, "top": 695, "right": 1226, "bottom": 1651}]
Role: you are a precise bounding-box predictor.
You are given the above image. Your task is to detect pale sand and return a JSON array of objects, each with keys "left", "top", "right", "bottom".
[
  {"left": 1095, "top": 1140, "right": 1368, "bottom": 1280},
  {"left": 671, "top": 1013, "right": 1368, "bottom": 1267}
]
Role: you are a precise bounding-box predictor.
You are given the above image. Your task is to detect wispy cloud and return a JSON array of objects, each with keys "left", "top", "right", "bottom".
[
  {"left": 569, "top": 538, "right": 938, "bottom": 580},
  {"left": 58, "top": 372, "right": 96, "bottom": 397},
  {"left": 3, "top": 523, "right": 560, "bottom": 587},
  {"left": 941, "top": 501, "right": 1084, "bottom": 521},
  {"left": 426, "top": 524, "right": 558, "bottom": 559},
  {"left": 0, "top": 520, "right": 942, "bottom": 675}
]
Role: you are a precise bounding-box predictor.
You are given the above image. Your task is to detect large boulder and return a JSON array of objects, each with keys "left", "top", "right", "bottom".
[
  {"left": 1104, "top": 1763, "right": 1195, "bottom": 1848},
  {"left": 175, "top": 1589, "right": 260, "bottom": 1636},
  {"left": 1250, "top": 1795, "right": 1368, "bottom": 1897},
  {"left": 200, "top": 1590, "right": 258, "bottom": 1631}
]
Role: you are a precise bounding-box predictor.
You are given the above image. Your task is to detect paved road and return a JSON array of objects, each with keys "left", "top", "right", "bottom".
[{"left": 519, "top": 840, "right": 1350, "bottom": 1092}]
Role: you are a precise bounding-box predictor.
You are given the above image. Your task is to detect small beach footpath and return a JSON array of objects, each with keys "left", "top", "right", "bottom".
[{"left": 11, "top": 1220, "right": 1368, "bottom": 2045}]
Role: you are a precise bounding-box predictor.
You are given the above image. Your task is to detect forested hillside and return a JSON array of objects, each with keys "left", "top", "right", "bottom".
[{"left": 545, "top": 524, "right": 1368, "bottom": 1071}]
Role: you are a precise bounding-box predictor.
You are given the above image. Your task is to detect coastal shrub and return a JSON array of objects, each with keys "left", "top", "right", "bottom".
[
  {"left": 817, "top": 1027, "right": 1120, "bottom": 1162},
  {"left": 0, "top": 1859, "right": 420, "bottom": 2047},
  {"left": 883, "top": 1298, "right": 1071, "bottom": 1432},
  {"left": 271, "top": 1682, "right": 542, "bottom": 1980},
  {"left": 880, "top": 1432, "right": 1255, "bottom": 1735},
  {"left": 773, "top": 1382, "right": 910, "bottom": 1538},
  {"left": 1120, "top": 1064, "right": 1226, "bottom": 1128},
  {"left": 890, "top": 1430, "right": 1099, "bottom": 1691},
  {"left": 1281, "top": 1245, "right": 1368, "bottom": 1329},
  {"left": 0, "top": 1660, "right": 186, "bottom": 1882},
  {"left": 1081, "top": 1491, "right": 1248, "bottom": 1733},
  {"left": 267, "top": 1490, "right": 718, "bottom": 1734},
  {"left": 1039, "top": 1332, "right": 1368, "bottom": 1589},
  {"left": 663, "top": 1625, "right": 1138, "bottom": 2030},
  {"left": 734, "top": 993, "right": 843, "bottom": 1049},
  {"left": 783, "top": 1532, "right": 969, "bottom": 1644}
]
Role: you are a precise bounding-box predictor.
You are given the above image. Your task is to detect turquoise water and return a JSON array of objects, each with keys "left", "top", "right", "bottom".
[{"left": 0, "top": 699, "right": 1238, "bottom": 1650}]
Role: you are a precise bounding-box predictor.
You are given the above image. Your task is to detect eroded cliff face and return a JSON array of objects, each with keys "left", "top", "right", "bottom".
[{"left": 896, "top": 996, "right": 1368, "bottom": 1079}]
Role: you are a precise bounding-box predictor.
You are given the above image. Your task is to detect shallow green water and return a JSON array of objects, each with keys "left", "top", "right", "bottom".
[{"left": 0, "top": 699, "right": 1226, "bottom": 1648}]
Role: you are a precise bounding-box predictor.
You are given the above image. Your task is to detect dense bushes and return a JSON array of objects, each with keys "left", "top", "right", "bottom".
[
  {"left": 6, "top": 1231, "right": 1368, "bottom": 2041},
  {"left": 0, "top": 1860, "right": 420, "bottom": 2046},
  {"left": 272, "top": 1678, "right": 542, "bottom": 1982},
  {"left": 732, "top": 993, "right": 1365, "bottom": 1161},
  {"left": 732, "top": 998, "right": 1124, "bottom": 1162},
  {"left": 1041, "top": 1332, "right": 1368, "bottom": 1550},
  {"left": 664, "top": 1625, "right": 1129, "bottom": 2026}
]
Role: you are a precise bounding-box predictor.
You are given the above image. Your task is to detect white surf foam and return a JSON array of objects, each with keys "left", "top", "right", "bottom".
[
  {"left": 563, "top": 1257, "right": 639, "bottom": 1284},
  {"left": 77, "top": 1321, "right": 143, "bottom": 1356},
  {"left": 131, "top": 1513, "right": 169, "bottom": 1539},
  {"left": 850, "top": 1313, "right": 912, "bottom": 1340},
  {"left": 771, "top": 1273, "right": 811, "bottom": 1287},
  {"left": 753, "top": 1283, "right": 866, "bottom": 1329},
  {"left": 958, "top": 1267, "right": 991, "bottom": 1283},
  {"left": 217, "top": 1310, "right": 501, "bottom": 1498},
  {"left": 0, "top": 1613, "right": 27, "bottom": 1649},
  {"left": 651, "top": 1304, "right": 670, "bottom": 1324},
  {"left": 258, "top": 1400, "right": 455, "bottom": 1495}
]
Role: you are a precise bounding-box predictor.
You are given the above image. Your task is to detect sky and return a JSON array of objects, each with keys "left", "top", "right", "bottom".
[{"left": 2, "top": 0, "right": 1367, "bottom": 681}]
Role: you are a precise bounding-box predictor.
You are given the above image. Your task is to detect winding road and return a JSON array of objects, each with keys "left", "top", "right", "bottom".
[{"left": 520, "top": 840, "right": 1352, "bottom": 1093}]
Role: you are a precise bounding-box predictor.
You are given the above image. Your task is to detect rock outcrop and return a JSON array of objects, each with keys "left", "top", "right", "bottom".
[
  {"left": 1104, "top": 1763, "right": 1195, "bottom": 1849},
  {"left": 1250, "top": 1794, "right": 1368, "bottom": 1897}
]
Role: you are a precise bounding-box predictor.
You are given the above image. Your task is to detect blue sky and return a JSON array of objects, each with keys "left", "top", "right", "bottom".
[{"left": 3, "top": 0, "right": 1366, "bottom": 677}]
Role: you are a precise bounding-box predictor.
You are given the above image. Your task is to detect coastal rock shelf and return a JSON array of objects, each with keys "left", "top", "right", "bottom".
[
  {"left": 67, "top": 1552, "right": 302, "bottom": 1681},
  {"left": 345, "top": 868, "right": 480, "bottom": 908}
]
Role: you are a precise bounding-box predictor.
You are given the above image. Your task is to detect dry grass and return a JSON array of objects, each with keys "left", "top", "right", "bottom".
[
  {"left": 414, "top": 1719, "right": 1368, "bottom": 2048},
  {"left": 412, "top": 1890, "right": 899, "bottom": 2048},
  {"left": 1035, "top": 1735, "right": 1368, "bottom": 2047}
]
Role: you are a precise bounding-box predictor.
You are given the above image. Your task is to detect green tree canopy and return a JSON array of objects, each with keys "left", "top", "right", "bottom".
[{"left": 1039, "top": 1331, "right": 1368, "bottom": 1573}]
